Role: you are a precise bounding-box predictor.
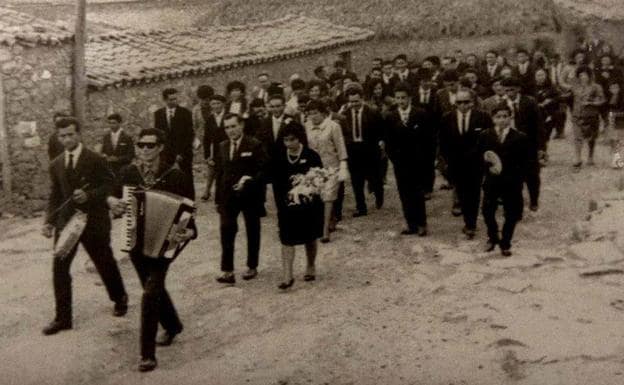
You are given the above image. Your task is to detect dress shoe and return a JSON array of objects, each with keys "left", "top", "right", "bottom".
[
  {"left": 529, "top": 204, "right": 538, "bottom": 212},
  {"left": 138, "top": 358, "right": 157, "bottom": 372},
  {"left": 462, "top": 227, "right": 476, "bottom": 240},
  {"left": 242, "top": 269, "right": 258, "bottom": 280},
  {"left": 156, "top": 330, "right": 180, "bottom": 346},
  {"left": 303, "top": 274, "right": 316, "bottom": 282},
  {"left": 320, "top": 237, "right": 330, "bottom": 243},
  {"left": 113, "top": 295, "right": 128, "bottom": 317},
  {"left": 278, "top": 279, "right": 295, "bottom": 290},
  {"left": 216, "top": 274, "right": 236, "bottom": 285},
  {"left": 401, "top": 228, "right": 417, "bottom": 235},
  {"left": 485, "top": 240, "right": 498, "bottom": 252},
  {"left": 501, "top": 248, "right": 512, "bottom": 257},
  {"left": 42, "top": 320, "right": 72, "bottom": 335},
  {"left": 417, "top": 226, "right": 428, "bottom": 237},
  {"left": 352, "top": 211, "right": 367, "bottom": 218},
  {"left": 451, "top": 207, "right": 462, "bottom": 217}
]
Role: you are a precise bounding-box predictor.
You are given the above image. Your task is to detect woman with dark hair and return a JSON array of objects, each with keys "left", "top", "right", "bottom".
[
  {"left": 365, "top": 78, "right": 387, "bottom": 111},
  {"left": 226, "top": 80, "right": 248, "bottom": 118},
  {"left": 307, "top": 79, "right": 329, "bottom": 101},
  {"left": 533, "top": 67, "right": 560, "bottom": 160},
  {"left": 272, "top": 122, "right": 324, "bottom": 289},
  {"left": 571, "top": 66, "right": 605, "bottom": 168}
]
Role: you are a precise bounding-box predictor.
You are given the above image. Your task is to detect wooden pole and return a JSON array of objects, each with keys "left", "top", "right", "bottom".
[
  {"left": 73, "top": 0, "right": 87, "bottom": 126},
  {"left": 0, "top": 73, "right": 11, "bottom": 196}
]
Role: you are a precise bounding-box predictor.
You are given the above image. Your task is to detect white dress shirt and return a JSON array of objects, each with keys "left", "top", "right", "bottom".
[
  {"left": 351, "top": 107, "right": 363, "bottom": 142},
  {"left": 230, "top": 136, "right": 242, "bottom": 160},
  {"left": 166, "top": 107, "right": 176, "bottom": 128},
  {"left": 272, "top": 115, "right": 284, "bottom": 139},
  {"left": 398, "top": 105, "right": 411, "bottom": 125},
  {"left": 110, "top": 129, "right": 122, "bottom": 150},
  {"left": 497, "top": 125, "right": 511, "bottom": 143},
  {"left": 457, "top": 110, "right": 471, "bottom": 135},
  {"left": 65, "top": 142, "right": 83, "bottom": 169}
]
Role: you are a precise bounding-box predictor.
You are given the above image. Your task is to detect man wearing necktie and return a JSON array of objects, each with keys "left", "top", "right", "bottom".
[
  {"left": 391, "top": 54, "right": 418, "bottom": 94},
  {"left": 154, "top": 88, "right": 195, "bottom": 198},
  {"left": 479, "top": 104, "right": 529, "bottom": 257},
  {"left": 214, "top": 113, "right": 268, "bottom": 284},
  {"left": 385, "top": 83, "right": 433, "bottom": 236},
  {"left": 501, "top": 77, "right": 543, "bottom": 212},
  {"left": 342, "top": 87, "right": 384, "bottom": 217},
  {"left": 440, "top": 90, "right": 493, "bottom": 238},
  {"left": 415, "top": 69, "right": 439, "bottom": 197},
  {"left": 42, "top": 117, "right": 128, "bottom": 336}
]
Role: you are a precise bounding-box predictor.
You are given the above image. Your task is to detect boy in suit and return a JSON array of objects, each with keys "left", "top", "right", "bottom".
[
  {"left": 214, "top": 113, "right": 268, "bottom": 284},
  {"left": 480, "top": 104, "right": 529, "bottom": 256},
  {"left": 42, "top": 117, "right": 128, "bottom": 335},
  {"left": 201, "top": 94, "right": 228, "bottom": 201},
  {"left": 153, "top": 88, "right": 195, "bottom": 197},
  {"left": 385, "top": 83, "right": 433, "bottom": 236},
  {"left": 100, "top": 113, "right": 134, "bottom": 177}
]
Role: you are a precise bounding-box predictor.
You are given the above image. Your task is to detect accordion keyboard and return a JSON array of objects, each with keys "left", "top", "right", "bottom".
[{"left": 120, "top": 186, "right": 137, "bottom": 252}]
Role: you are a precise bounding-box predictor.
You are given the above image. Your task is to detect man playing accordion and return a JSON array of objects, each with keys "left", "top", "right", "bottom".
[{"left": 108, "top": 128, "right": 196, "bottom": 372}]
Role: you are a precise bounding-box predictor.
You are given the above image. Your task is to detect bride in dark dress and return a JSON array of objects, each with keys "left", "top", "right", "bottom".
[{"left": 272, "top": 122, "right": 324, "bottom": 290}]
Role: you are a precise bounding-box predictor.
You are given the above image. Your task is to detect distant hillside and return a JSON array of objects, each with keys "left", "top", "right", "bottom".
[
  {"left": 209, "top": 0, "right": 561, "bottom": 40},
  {"left": 554, "top": 0, "right": 624, "bottom": 21}
]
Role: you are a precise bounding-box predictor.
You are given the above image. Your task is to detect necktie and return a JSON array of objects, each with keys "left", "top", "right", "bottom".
[
  {"left": 353, "top": 109, "right": 361, "bottom": 141},
  {"left": 230, "top": 140, "right": 238, "bottom": 160},
  {"left": 67, "top": 153, "right": 74, "bottom": 170},
  {"left": 167, "top": 109, "right": 173, "bottom": 128},
  {"left": 459, "top": 113, "right": 465, "bottom": 135},
  {"left": 424, "top": 91, "right": 429, "bottom": 104}
]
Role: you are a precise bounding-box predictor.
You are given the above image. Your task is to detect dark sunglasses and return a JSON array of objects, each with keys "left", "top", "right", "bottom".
[
  {"left": 456, "top": 100, "right": 472, "bottom": 104},
  {"left": 136, "top": 142, "right": 158, "bottom": 149}
]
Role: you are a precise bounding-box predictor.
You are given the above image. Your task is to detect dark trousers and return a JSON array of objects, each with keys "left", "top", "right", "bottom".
[
  {"left": 52, "top": 228, "right": 126, "bottom": 323},
  {"left": 424, "top": 145, "right": 437, "bottom": 194},
  {"left": 219, "top": 202, "right": 261, "bottom": 272},
  {"left": 525, "top": 158, "right": 541, "bottom": 207},
  {"left": 130, "top": 252, "right": 182, "bottom": 360},
  {"left": 393, "top": 163, "right": 427, "bottom": 230},
  {"left": 348, "top": 146, "right": 383, "bottom": 213},
  {"left": 482, "top": 182, "right": 523, "bottom": 250},
  {"left": 454, "top": 172, "right": 482, "bottom": 230},
  {"left": 333, "top": 182, "right": 345, "bottom": 221},
  {"left": 380, "top": 156, "right": 389, "bottom": 185}
]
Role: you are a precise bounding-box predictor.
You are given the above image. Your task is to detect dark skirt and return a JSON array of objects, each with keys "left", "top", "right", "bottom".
[{"left": 277, "top": 197, "right": 324, "bottom": 246}]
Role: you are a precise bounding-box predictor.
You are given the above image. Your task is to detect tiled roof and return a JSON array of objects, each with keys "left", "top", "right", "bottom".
[
  {"left": 0, "top": 7, "right": 73, "bottom": 47},
  {"left": 85, "top": 15, "right": 374, "bottom": 89}
]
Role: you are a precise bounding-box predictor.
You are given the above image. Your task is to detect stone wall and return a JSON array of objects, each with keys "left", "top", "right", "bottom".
[{"left": 1, "top": 43, "right": 72, "bottom": 214}]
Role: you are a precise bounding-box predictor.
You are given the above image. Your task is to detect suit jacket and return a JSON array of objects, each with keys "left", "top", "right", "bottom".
[
  {"left": 509, "top": 95, "right": 543, "bottom": 156},
  {"left": 341, "top": 105, "right": 382, "bottom": 156},
  {"left": 391, "top": 72, "right": 419, "bottom": 94},
  {"left": 481, "top": 95, "right": 506, "bottom": 115},
  {"left": 479, "top": 128, "right": 529, "bottom": 188},
  {"left": 385, "top": 105, "right": 434, "bottom": 178},
  {"left": 46, "top": 147, "right": 113, "bottom": 232},
  {"left": 100, "top": 130, "right": 134, "bottom": 175},
  {"left": 214, "top": 135, "right": 268, "bottom": 211},
  {"left": 480, "top": 64, "right": 502, "bottom": 86},
  {"left": 414, "top": 87, "right": 439, "bottom": 117},
  {"left": 512, "top": 63, "right": 536, "bottom": 95},
  {"left": 48, "top": 134, "right": 64, "bottom": 161},
  {"left": 154, "top": 106, "right": 194, "bottom": 171},
  {"left": 439, "top": 109, "right": 493, "bottom": 180},
  {"left": 435, "top": 89, "right": 458, "bottom": 117},
  {"left": 203, "top": 113, "right": 227, "bottom": 159}
]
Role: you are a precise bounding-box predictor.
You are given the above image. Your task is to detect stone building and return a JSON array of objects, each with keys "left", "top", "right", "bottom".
[
  {"left": 84, "top": 15, "right": 373, "bottom": 136},
  {"left": 0, "top": 7, "right": 73, "bottom": 212}
]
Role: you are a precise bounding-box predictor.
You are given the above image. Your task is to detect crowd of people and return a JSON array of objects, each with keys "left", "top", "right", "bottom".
[{"left": 43, "top": 37, "right": 624, "bottom": 371}]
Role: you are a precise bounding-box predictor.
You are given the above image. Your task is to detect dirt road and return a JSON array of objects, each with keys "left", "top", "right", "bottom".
[{"left": 2, "top": 133, "right": 624, "bottom": 385}]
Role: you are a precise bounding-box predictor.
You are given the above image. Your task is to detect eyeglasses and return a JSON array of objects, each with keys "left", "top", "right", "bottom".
[
  {"left": 456, "top": 100, "right": 472, "bottom": 104},
  {"left": 136, "top": 142, "right": 158, "bottom": 149}
]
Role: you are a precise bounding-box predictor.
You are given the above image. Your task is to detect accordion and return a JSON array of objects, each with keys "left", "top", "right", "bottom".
[{"left": 121, "top": 186, "right": 195, "bottom": 260}]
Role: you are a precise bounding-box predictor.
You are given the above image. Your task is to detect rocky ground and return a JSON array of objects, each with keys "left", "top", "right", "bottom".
[{"left": 2, "top": 127, "right": 624, "bottom": 385}]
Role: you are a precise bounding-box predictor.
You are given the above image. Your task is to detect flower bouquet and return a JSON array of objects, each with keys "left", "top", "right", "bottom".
[{"left": 288, "top": 167, "right": 337, "bottom": 206}]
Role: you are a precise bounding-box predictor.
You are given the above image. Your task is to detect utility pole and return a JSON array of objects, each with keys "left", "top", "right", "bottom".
[{"left": 73, "top": 0, "right": 87, "bottom": 126}]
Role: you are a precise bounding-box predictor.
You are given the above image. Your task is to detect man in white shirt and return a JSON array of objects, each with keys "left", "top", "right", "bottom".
[{"left": 100, "top": 113, "right": 134, "bottom": 177}]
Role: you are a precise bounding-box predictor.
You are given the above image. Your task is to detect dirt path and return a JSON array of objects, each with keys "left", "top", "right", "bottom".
[{"left": 2, "top": 130, "right": 624, "bottom": 385}]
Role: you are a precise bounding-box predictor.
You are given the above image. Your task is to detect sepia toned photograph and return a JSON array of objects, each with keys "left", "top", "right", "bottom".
[{"left": 1, "top": 0, "right": 624, "bottom": 384}]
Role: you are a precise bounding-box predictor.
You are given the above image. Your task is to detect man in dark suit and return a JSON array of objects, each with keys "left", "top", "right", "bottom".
[
  {"left": 108, "top": 128, "right": 195, "bottom": 372},
  {"left": 333, "top": 60, "right": 359, "bottom": 83},
  {"left": 153, "top": 88, "right": 195, "bottom": 198},
  {"left": 42, "top": 117, "right": 128, "bottom": 335},
  {"left": 502, "top": 77, "right": 543, "bottom": 211},
  {"left": 342, "top": 87, "right": 384, "bottom": 216},
  {"left": 439, "top": 90, "right": 493, "bottom": 238},
  {"left": 201, "top": 94, "right": 228, "bottom": 201},
  {"left": 481, "top": 50, "right": 502, "bottom": 95},
  {"left": 48, "top": 110, "right": 70, "bottom": 161},
  {"left": 435, "top": 70, "right": 460, "bottom": 116},
  {"left": 512, "top": 49, "right": 536, "bottom": 95},
  {"left": 385, "top": 83, "right": 433, "bottom": 236},
  {"left": 100, "top": 113, "right": 134, "bottom": 177},
  {"left": 214, "top": 113, "right": 268, "bottom": 284},
  {"left": 414, "top": 68, "right": 439, "bottom": 198},
  {"left": 480, "top": 104, "right": 529, "bottom": 256},
  {"left": 392, "top": 54, "right": 419, "bottom": 94}
]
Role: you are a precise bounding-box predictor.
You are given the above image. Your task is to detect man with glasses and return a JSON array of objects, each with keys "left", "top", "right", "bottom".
[
  {"left": 440, "top": 90, "right": 493, "bottom": 239},
  {"left": 108, "top": 128, "right": 196, "bottom": 372}
]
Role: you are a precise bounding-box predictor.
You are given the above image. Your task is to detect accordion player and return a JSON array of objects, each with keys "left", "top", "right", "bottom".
[{"left": 107, "top": 128, "right": 196, "bottom": 372}]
